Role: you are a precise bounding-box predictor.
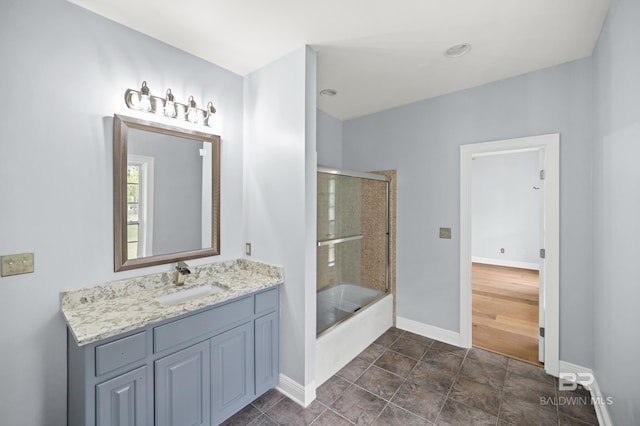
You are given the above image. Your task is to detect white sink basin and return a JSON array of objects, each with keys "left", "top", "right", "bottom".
[{"left": 155, "top": 284, "right": 226, "bottom": 306}]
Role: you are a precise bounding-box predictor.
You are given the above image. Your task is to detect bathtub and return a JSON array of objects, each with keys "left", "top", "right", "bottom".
[
  {"left": 316, "top": 283, "right": 384, "bottom": 331},
  {"left": 316, "top": 284, "right": 393, "bottom": 386}
]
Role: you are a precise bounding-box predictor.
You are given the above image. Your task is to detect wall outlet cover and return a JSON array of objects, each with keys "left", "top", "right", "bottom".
[
  {"left": 1, "top": 253, "right": 34, "bottom": 277},
  {"left": 439, "top": 227, "right": 452, "bottom": 239}
]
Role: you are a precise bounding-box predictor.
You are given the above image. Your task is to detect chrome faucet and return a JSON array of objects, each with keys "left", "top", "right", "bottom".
[{"left": 175, "top": 261, "right": 191, "bottom": 286}]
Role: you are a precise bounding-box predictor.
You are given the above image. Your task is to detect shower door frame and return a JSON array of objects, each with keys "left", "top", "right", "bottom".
[{"left": 316, "top": 166, "right": 391, "bottom": 335}]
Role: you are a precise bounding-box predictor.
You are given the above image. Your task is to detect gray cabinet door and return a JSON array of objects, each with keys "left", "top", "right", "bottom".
[
  {"left": 211, "top": 321, "right": 254, "bottom": 424},
  {"left": 96, "top": 366, "right": 147, "bottom": 426},
  {"left": 155, "top": 340, "right": 210, "bottom": 426},
  {"left": 254, "top": 311, "right": 279, "bottom": 396}
]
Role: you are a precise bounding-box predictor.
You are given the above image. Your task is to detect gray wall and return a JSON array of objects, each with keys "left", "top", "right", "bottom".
[
  {"left": 472, "top": 151, "right": 540, "bottom": 266},
  {"left": 342, "top": 58, "right": 594, "bottom": 366},
  {"left": 0, "top": 1, "right": 244, "bottom": 424},
  {"left": 243, "top": 47, "right": 317, "bottom": 393},
  {"left": 317, "top": 109, "right": 343, "bottom": 167},
  {"left": 128, "top": 130, "right": 204, "bottom": 255},
  {"left": 592, "top": 0, "right": 640, "bottom": 422}
]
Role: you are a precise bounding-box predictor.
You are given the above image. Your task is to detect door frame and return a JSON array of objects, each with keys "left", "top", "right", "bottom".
[{"left": 459, "top": 133, "right": 559, "bottom": 376}]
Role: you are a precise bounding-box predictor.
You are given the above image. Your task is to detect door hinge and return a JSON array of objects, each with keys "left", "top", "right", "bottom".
[
  {"left": 540, "top": 169, "right": 546, "bottom": 180},
  {"left": 540, "top": 248, "right": 546, "bottom": 259},
  {"left": 540, "top": 327, "right": 545, "bottom": 338}
]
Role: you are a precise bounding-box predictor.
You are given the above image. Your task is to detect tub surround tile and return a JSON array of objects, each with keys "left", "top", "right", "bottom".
[{"left": 61, "top": 258, "right": 283, "bottom": 345}]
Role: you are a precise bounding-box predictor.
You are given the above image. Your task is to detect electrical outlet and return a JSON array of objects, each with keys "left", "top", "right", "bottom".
[
  {"left": 245, "top": 243, "right": 252, "bottom": 256},
  {"left": 439, "top": 227, "right": 452, "bottom": 239},
  {"left": 500, "top": 248, "right": 505, "bottom": 254},
  {"left": 1, "top": 253, "right": 34, "bottom": 277}
]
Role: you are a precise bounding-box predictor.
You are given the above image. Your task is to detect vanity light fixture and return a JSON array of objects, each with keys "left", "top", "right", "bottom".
[
  {"left": 187, "top": 96, "right": 199, "bottom": 123},
  {"left": 206, "top": 101, "right": 216, "bottom": 127},
  {"left": 138, "top": 81, "right": 152, "bottom": 111},
  {"left": 164, "top": 89, "right": 177, "bottom": 118},
  {"left": 124, "top": 81, "right": 217, "bottom": 128}
]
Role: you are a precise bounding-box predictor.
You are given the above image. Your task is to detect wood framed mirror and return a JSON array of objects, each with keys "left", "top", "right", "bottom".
[{"left": 113, "top": 114, "right": 220, "bottom": 271}]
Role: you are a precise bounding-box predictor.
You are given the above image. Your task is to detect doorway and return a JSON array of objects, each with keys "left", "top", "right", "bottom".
[
  {"left": 459, "top": 134, "right": 560, "bottom": 377},
  {"left": 471, "top": 150, "right": 541, "bottom": 365}
]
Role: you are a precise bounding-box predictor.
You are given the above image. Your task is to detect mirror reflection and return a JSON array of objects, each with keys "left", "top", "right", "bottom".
[{"left": 114, "top": 115, "right": 220, "bottom": 271}]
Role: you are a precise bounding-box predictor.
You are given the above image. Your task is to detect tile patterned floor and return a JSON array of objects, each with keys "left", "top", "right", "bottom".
[{"left": 222, "top": 327, "right": 598, "bottom": 426}]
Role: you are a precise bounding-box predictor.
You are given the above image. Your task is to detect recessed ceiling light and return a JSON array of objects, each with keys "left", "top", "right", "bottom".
[
  {"left": 320, "top": 89, "right": 338, "bottom": 97},
  {"left": 444, "top": 43, "right": 471, "bottom": 58}
]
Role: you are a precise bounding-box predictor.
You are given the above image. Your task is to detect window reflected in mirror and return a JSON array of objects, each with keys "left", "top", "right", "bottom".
[{"left": 114, "top": 114, "right": 220, "bottom": 271}]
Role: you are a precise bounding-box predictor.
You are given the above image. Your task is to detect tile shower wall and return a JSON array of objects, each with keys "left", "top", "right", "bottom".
[
  {"left": 360, "top": 176, "right": 389, "bottom": 294},
  {"left": 317, "top": 170, "right": 397, "bottom": 311}
]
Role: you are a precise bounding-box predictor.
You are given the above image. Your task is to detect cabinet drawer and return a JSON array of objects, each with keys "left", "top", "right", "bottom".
[
  {"left": 95, "top": 332, "right": 147, "bottom": 376},
  {"left": 154, "top": 296, "right": 253, "bottom": 353},
  {"left": 255, "top": 288, "right": 278, "bottom": 315}
]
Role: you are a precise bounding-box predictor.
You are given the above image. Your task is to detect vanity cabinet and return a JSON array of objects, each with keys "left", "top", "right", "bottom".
[
  {"left": 96, "top": 366, "right": 148, "bottom": 426},
  {"left": 211, "top": 322, "right": 253, "bottom": 424},
  {"left": 67, "top": 285, "right": 280, "bottom": 426},
  {"left": 155, "top": 341, "right": 210, "bottom": 426}
]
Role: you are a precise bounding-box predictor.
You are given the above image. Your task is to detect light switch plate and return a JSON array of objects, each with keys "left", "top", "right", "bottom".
[
  {"left": 439, "top": 227, "right": 452, "bottom": 239},
  {"left": 1, "top": 253, "right": 34, "bottom": 277},
  {"left": 245, "top": 243, "right": 252, "bottom": 256}
]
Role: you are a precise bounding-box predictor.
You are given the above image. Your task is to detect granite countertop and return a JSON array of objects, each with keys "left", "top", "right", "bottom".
[{"left": 61, "top": 259, "right": 283, "bottom": 346}]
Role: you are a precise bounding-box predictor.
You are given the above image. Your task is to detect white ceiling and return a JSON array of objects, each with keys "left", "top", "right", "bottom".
[{"left": 68, "top": 0, "right": 611, "bottom": 120}]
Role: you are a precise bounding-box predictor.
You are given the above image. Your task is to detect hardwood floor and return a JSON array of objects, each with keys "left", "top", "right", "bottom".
[{"left": 472, "top": 263, "right": 542, "bottom": 366}]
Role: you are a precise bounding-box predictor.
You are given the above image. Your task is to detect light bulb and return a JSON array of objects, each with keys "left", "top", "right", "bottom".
[
  {"left": 206, "top": 101, "right": 216, "bottom": 127},
  {"left": 187, "top": 96, "right": 198, "bottom": 124},
  {"left": 164, "top": 89, "right": 176, "bottom": 118},
  {"left": 139, "top": 81, "right": 151, "bottom": 112}
]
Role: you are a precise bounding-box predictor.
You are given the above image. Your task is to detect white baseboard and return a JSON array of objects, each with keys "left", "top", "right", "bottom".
[
  {"left": 558, "top": 361, "right": 613, "bottom": 426},
  {"left": 396, "top": 316, "right": 465, "bottom": 348},
  {"left": 472, "top": 256, "right": 539, "bottom": 271},
  {"left": 276, "top": 374, "right": 316, "bottom": 408}
]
